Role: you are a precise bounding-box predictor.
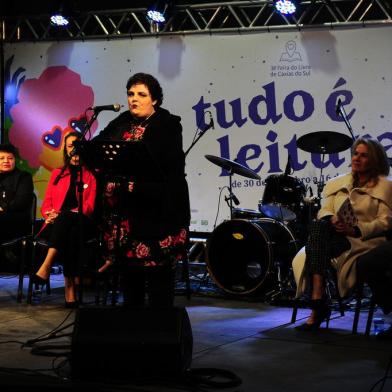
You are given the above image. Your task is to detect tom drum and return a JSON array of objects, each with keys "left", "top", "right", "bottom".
[{"left": 259, "top": 174, "right": 306, "bottom": 221}]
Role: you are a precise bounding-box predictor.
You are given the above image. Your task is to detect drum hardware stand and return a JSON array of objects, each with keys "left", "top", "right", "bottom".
[
  {"left": 205, "top": 155, "right": 260, "bottom": 220},
  {"left": 225, "top": 177, "right": 237, "bottom": 219},
  {"left": 176, "top": 236, "right": 211, "bottom": 294},
  {"left": 265, "top": 259, "right": 296, "bottom": 304}
]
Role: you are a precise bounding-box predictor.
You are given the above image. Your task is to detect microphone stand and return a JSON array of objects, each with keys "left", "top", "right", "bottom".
[
  {"left": 75, "top": 109, "right": 99, "bottom": 303},
  {"left": 81, "top": 110, "right": 99, "bottom": 140},
  {"left": 337, "top": 102, "right": 356, "bottom": 141},
  {"left": 185, "top": 122, "right": 213, "bottom": 157},
  {"left": 224, "top": 170, "right": 235, "bottom": 219}
]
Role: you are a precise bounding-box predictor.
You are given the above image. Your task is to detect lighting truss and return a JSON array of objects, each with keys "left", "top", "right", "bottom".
[{"left": 2, "top": 0, "right": 392, "bottom": 42}]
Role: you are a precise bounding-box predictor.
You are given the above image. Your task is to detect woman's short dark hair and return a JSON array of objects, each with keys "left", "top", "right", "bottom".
[
  {"left": 352, "top": 137, "right": 390, "bottom": 178},
  {"left": 126, "top": 73, "right": 163, "bottom": 107},
  {"left": 0, "top": 143, "right": 18, "bottom": 157},
  {"left": 62, "top": 132, "right": 81, "bottom": 165}
]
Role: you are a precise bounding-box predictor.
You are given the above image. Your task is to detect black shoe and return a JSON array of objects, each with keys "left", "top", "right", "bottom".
[
  {"left": 376, "top": 326, "right": 392, "bottom": 340},
  {"left": 295, "top": 299, "right": 331, "bottom": 331}
]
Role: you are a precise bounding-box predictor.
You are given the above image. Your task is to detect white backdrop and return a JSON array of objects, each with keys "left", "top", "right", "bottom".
[{"left": 4, "top": 25, "right": 392, "bottom": 231}]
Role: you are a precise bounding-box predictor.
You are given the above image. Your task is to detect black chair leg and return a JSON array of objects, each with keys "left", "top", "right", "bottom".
[
  {"left": 27, "top": 241, "right": 36, "bottom": 304},
  {"left": 336, "top": 295, "right": 345, "bottom": 317},
  {"left": 352, "top": 289, "right": 362, "bottom": 335},
  {"left": 352, "top": 282, "right": 376, "bottom": 337},
  {"left": 291, "top": 300, "right": 298, "bottom": 323},
  {"left": 17, "top": 239, "right": 27, "bottom": 303},
  {"left": 27, "top": 240, "right": 51, "bottom": 304},
  {"left": 365, "top": 298, "right": 376, "bottom": 337},
  {"left": 182, "top": 255, "right": 192, "bottom": 300}
]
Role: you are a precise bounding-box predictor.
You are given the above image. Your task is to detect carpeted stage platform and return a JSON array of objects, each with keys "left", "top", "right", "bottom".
[{"left": 0, "top": 273, "right": 391, "bottom": 392}]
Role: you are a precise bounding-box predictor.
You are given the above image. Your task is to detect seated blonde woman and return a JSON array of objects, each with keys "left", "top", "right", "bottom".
[{"left": 293, "top": 137, "right": 392, "bottom": 331}]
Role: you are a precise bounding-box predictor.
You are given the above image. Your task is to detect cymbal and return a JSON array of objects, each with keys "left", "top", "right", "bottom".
[
  {"left": 297, "top": 131, "right": 353, "bottom": 154},
  {"left": 205, "top": 155, "right": 261, "bottom": 180}
]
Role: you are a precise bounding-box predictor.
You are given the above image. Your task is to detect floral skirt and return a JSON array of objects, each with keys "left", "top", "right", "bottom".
[{"left": 101, "top": 214, "right": 188, "bottom": 268}]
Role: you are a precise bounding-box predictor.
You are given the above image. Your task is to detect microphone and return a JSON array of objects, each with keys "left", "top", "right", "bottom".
[
  {"left": 336, "top": 98, "right": 342, "bottom": 116},
  {"left": 231, "top": 193, "right": 240, "bottom": 206},
  {"left": 225, "top": 191, "right": 240, "bottom": 206},
  {"left": 200, "top": 113, "right": 214, "bottom": 134},
  {"left": 284, "top": 154, "right": 291, "bottom": 176},
  {"left": 209, "top": 112, "right": 214, "bottom": 130},
  {"left": 90, "top": 104, "right": 122, "bottom": 113}
]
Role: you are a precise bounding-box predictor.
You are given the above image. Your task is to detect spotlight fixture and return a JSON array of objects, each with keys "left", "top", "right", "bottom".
[
  {"left": 146, "top": 1, "right": 170, "bottom": 24},
  {"left": 50, "top": 14, "right": 70, "bottom": 26},
  {"left": 274, "top": 0, "right": 297, "bottom": 15},
  {"left": 50, "top": 2, "right": 71, "bottom": 27}
]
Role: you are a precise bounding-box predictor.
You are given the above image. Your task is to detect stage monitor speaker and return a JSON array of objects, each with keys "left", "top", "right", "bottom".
[{"left": 71, "top": 306, "right": 193, "bottom": 380}]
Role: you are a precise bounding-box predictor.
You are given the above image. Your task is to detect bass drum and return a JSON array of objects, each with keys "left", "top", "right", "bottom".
[{"left": 207, "top": 218, "right": 299, "bottom": 295}]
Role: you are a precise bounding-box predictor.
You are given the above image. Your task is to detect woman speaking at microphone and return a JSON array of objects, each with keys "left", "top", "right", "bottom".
[{"left": 94, "top": 72, "right": 190, "bottom": 308}]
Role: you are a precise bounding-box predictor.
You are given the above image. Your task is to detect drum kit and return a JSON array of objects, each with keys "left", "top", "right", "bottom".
[{"left": 204, "top": 131, "right": 353, "bottom": 300}]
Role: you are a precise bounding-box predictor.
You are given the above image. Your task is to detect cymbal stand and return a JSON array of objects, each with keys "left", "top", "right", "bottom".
[
  {"left": 224, "top": 170, "right": 234, "bottom": 219},
  {"left": 316, "top": 152, "right": 326, "bottom": 200},
  {"left": 337, "top": 100, "right": 356, "bottom": 141}
]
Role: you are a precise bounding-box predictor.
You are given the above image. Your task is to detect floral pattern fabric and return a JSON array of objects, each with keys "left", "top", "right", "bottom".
[
  {"left": 100, "top": 123, "right": 188, "bottom": 268},
  {"left": 122, "top": 126, "right": 146, "bottom": 142}
]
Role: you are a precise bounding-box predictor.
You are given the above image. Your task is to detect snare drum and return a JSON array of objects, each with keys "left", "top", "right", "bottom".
[{"left": 232, "top": 208, "right": 263, "bottom": 220}]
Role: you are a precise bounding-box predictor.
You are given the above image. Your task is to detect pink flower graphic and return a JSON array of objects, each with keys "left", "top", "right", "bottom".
[{"left": 9, "top": 66, "right": 96, "bottom": 169}]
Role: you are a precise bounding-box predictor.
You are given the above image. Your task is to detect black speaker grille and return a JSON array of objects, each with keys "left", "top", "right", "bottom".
[{"left": 71, "top": 306, "right": 193, "bottom": 380}]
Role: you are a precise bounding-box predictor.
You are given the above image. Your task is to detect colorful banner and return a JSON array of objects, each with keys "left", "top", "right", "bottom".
[{"left": 4, "top": 26, "right": 392, "bottom": 231}]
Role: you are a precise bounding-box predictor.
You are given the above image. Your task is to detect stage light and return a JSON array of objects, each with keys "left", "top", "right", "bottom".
[
  {"left": 274, "top": 0, "right": 297, "bottom": 15},
  {"left": 50, "top": 2, "right": 71, "bottom": 27},
  {"left": 146, "top": 1, "right": 170, "bottom": 24},
  {"left": 50, "top": 14, "right": 69, "bottom": 26}
]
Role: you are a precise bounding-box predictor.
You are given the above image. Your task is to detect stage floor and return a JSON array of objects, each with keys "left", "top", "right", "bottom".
[{"left": 0, "top": 274, "right": 391, "bottom": 392}]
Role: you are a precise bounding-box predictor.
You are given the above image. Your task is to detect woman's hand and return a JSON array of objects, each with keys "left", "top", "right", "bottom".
[
  {"left": 330, "top": 216, "right": 355, "bottom": 237},
  {"left": 128, "top": 182, "right": 134, "bottom": 192},
  {"left": 98, "top": 259, "right": 113, "bottom": 273},
  {"left": 45, "top": 209, "right": 59, "bottom": 224}
]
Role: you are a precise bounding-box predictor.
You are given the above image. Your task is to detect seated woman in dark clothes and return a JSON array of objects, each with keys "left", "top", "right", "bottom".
[{"left": 0, "top": 143, "right": 34, "bottom": 243}]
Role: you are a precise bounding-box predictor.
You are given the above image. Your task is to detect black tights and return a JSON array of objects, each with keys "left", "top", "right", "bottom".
[
  {"left": 40, "top": 211, "right": 95, "bottom": 277},
  {"left": 305, "top": 219, "right": 351, "bottom": 275}
]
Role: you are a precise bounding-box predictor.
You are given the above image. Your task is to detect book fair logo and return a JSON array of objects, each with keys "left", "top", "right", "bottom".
[{"left": 271, "top": 40, "right": 312, "bottom": 78}]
